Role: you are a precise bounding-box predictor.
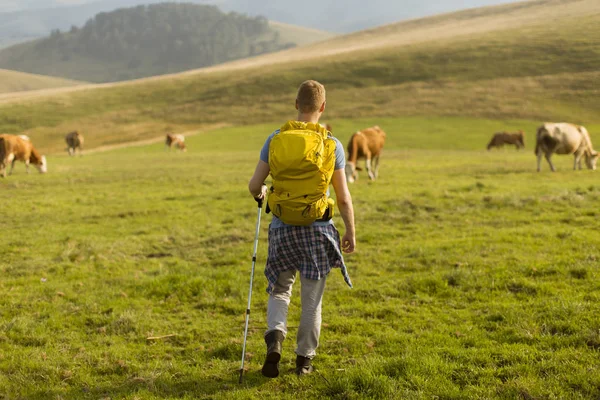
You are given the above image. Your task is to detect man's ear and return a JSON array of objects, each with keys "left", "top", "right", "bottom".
[
  {"left": 319, "top": 101, "right": 326, "bottom": 113},
  {"left": 295, "top": 99, "right": 299, "bottom": 110}
]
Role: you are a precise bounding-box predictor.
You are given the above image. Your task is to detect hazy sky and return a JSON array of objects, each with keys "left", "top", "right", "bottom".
[{"left": 0, "top": 0, "right": 521, "bottom": 13}]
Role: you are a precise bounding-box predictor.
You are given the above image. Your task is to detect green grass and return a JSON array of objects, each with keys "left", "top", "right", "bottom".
[{"left": 1, "top": 118, "right": 600, "bottom": 399}]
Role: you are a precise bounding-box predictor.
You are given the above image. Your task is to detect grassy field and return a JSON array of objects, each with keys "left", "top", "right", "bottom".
[
  {"left": 1, "top": 117, "right": 600, "bottom": 399},
  {"left": 1, "top": 0, "right": 599, "bottom": 398},
  {"left": 0, "top": 69, "right": 83, "bottom": 94}
]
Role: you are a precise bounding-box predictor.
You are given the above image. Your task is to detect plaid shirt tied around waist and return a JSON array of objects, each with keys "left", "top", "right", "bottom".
[{"left": 265, "top": 224, "right": 353, "bottom": 294}]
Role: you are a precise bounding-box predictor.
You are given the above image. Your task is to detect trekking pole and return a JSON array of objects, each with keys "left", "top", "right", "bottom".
[{"left": 239, "top": 196, "right": 263, "bottom": 384}]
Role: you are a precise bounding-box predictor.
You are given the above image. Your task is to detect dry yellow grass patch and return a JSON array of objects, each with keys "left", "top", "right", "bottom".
[{"left": 0, "top": 68, "right": 83, "bottom": 94}]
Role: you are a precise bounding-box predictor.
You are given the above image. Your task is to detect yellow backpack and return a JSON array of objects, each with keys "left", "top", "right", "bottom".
[{"left": 267, "top": 121, "right": 336, "bottom": 226}]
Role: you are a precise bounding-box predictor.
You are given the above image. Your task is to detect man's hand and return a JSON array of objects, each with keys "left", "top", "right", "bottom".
[
  {"left": 341, "top": 231, "right": 355, "bottom": 254},
  {"left": 254, "top": 184, "right": 267, "bottom": 201},
  {"left": 249, "top": 160, "right": 270, "bottom": 203}
]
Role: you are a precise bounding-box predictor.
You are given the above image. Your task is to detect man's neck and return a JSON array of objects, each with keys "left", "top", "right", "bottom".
[{"left": 296, "top": 112, "right": 320, "bottom": 124}]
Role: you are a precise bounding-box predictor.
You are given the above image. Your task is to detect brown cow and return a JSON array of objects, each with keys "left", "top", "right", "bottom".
[
  {"left": 487, "top": 131, "right": 525, "bottom": 150},
  {"left": 345, "top": 126, "right": 386, "bottom": 183},
  {"left": 535, "top": 123, "right": 598, "bottom": 172},
  {"left": 165, "top": 133, "right": 186, "bottom": 152},
  {"left": 65, "top": 131, "right": 84, "bottom": 156},
  {"left": 0, "top": 134, "right": 47, "bottom": 177}
]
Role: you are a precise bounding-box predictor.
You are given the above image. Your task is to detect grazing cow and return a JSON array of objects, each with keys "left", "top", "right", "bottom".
[
  {"left": 0, "top": 134, "right": 47, "bottom": 177},
  {"left": 165, "top": 133, "right": 186, "bottom": 152},
  {"left": 535, "top": 123, "right": 598, "bottom": 172},
  {"left": 487, "top": 131, "right": 525, "bottom": 150},
  {"left": 321, "top": 123, "right": 333, "bottom": 132},
  {"left": 345, "top": 126, "right": 386, "bottom": 183},
  {"left": 65, "top": 131, "right": 84, "bottom": 156}
]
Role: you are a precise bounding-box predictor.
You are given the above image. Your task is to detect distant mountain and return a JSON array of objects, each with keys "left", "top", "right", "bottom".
[{"left": 0, "top": 3, "right": 296, "bottom": 82}]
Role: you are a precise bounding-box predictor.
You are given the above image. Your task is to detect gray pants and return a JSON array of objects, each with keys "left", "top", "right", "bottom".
[{"left": 266, "top": 269, "right": 327, "bottom": 359}]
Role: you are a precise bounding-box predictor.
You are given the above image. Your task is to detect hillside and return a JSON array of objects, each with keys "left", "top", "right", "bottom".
[
  {"left": 0, "top": 3, "right": 296, "bottom": 83},
  {"left": 0, "top": 69, "right": 83, "bottom": 94},
  {"left": 0, "top": 0, "right": 598, "bottom": 153},
  {"left": 269, "top": 21, "right": 336, "bottom": 47}
]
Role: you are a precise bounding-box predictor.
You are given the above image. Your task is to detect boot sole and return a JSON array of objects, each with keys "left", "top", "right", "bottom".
[{"left": 261, "top": 351, "right": 281, "bottom": 378}]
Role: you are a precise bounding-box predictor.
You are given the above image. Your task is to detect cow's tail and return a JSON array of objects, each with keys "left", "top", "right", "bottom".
[{"left": 348, "top": 133, "right": 360, "bottom": 166}]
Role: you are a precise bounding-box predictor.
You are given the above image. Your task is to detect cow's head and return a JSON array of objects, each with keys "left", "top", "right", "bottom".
[
  {"left": 175, "top": 140, "right": 187, "bottom": 152},
  {"left": 345, "top": 162, "right": 357, "bottom": 183},
  {"left": 518, "top": 130, "right": 525, "bottom": 146},
  {"left": 585, "top": 151, "right": 598, "bottom": 170},
  {"left": 36, "top": 155, "right": 48, "bottom": 173}
]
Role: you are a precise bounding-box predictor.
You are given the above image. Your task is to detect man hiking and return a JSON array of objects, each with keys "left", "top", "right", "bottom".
[{"left": 248, "top": 80, "right": 356, "bottom": 377}]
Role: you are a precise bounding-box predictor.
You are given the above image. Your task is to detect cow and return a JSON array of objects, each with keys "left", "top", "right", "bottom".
[
  {"left": 535, "top": 123, "right": 598, "bottom": 172},
  {"left": 0, "top": 134, "right": 47, "bottom": 177},
  {"left": 165, "top": 133, "right": 186, "bottom": 152},
  {"left": 487, "top": 131, "right": 525, "bottom": 150},
  {"left": 321, "top": 123, "right": 333, "bottom": 132},
  {"left": 345, "top": 126, "right": 386, "bottom": 183},
  {"left": 65, "top": 131, "right": 84, "bottom": 156}
]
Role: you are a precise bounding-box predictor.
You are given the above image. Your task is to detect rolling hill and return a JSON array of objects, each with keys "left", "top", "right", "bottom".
[
  {"left": 0, "top": 69, "right": 83, "bottom": 94},
  {"left": 0, "top": 0, "right": 598, "bottom": 153},
  {"left": 269, "top": 21, "right": 336, "bottom": 47},
  {"left": 0, "top": 3, "right": 301, "bottom": 83}
]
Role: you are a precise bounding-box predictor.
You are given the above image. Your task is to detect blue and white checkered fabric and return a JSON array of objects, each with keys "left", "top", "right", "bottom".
[{"left": 264, "top": 224, "right": 353, "bottom": 294}]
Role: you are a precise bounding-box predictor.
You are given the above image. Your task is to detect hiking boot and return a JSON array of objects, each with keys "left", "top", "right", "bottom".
[
  {"left": 295, "top": 355, "right": 314, "bottom": 376},
  {"left": 261, "top": 330, "right": 284, "bottom": 378}
]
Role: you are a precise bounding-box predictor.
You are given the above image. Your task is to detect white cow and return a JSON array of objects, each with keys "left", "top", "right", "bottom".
[{"left": 535, "top": 123, "right": 598, "bottom": 172}]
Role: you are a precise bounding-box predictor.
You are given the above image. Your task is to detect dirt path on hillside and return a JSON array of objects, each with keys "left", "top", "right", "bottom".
[{"left": 62, "top": 123, "right": 231, "bottom": 156}]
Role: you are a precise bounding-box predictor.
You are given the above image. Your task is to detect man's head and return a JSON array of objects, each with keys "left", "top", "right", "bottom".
[{"left": 296, "top": 80, "right": 326, "bottom": 115}]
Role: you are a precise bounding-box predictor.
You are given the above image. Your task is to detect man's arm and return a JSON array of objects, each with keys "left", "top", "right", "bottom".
[
  {"left": 248, "top": 160, "right": 270, "bottom": 199},
  {"left": 331, "top": 169, "right": 355, "bottom": 253}
]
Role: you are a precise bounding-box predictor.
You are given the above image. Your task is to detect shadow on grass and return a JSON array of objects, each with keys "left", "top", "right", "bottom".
[{"left": 27, "top": 370, "right": 267, "bottom": 400}]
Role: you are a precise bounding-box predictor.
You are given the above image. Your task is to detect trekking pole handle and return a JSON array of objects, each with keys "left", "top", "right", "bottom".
[{"left": 254, "top": 184, "right": 267, "bottom": 208}]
